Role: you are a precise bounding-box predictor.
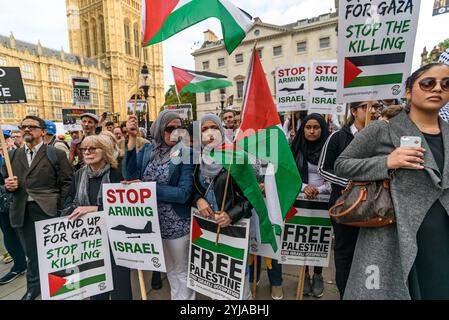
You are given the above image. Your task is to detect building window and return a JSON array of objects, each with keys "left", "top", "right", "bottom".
[
  {"left": 237, "top": 81, "right": 244, "bottom": 98},
  {"left": 235, "top": 53, "right": 243, "bottom": 64},
  {"left": 257, "top": 48, "right": 263, "bottom": 59},
  {"left": 22, "top": 64, "right": 35, "bottom": 80},
  {"left": 90, "top": 76, "right": 97, "bottom": 88},
  {"left": 297, "top": 41, "right": 307, "bottom": 53},
  {"left": 134, "top": 24, "right": 140, "bottom": 58},
  {"left": 92, "top": 19, "right": 98, "bottom": 56},
  {"left": 1, "top": 104, "right": 13, "bottom": 118},
  {"left": 320, "top": 37, "right": 330, "bottom": 49},
  {"left": 204, "top": 92, "right": 211, "bottom": 102},
  {"left": 53, "top": 107, "right": 62, "bottom": 120},
  {"left": 144, "top": 49, "right": 148, "bottom": 62},
  {"left": 103, "top": 79, "right": 110, "bottom": 91},
  {"left": 25, "top": 85, "right": 38, "bottom": 100},
  {"left": 84, "top": 22, "right": 91, "bottom": 57},
  {"left": 218, "top": 58, "right": 225, "bottom": 67},
  {"left": 0, "top": 57, "right": 6, "bottom": 66},
  {"left": 100, "top": 17, "right": 106, "bottom": 53},
  {"left": 48, "top": 67, "right": 60, "bottom": 82},
  {"left": 51, "top": 88, "right": 62, "bottom": 101},
  {"left": 104, "top": 94, "right": 110, "bottom": 108},
  {"left": 92, "top": 93, "right": 98, "bottom": 105},
  {"left": 273, "top": 46, "right": 282, "bottom": 57},
  {"left": 202, "top": 61, "right": 210, "bottom": 70},
  {"left": 254, "top": 29, "right": 260, "bottom": 36},
  {"left": 124, "top": 22, "right": 131, "bottom": 55},
  {"left": 27, "top": 106, "right": 39, "bottom": 116}
]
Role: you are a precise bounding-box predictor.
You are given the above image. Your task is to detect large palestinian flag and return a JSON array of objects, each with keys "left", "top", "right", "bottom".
[
  {"left": 141, "top": 0, "right": 253, "bottom": 54},
  {"left": 48, "top": 260, "right": 106, "bottom": 298},
  {"left": 344, "top": 52, "right": 406, "bottom": 88},
  {"left": 210, "top": 48, "right": 302, "bottom": 251},
  {"left": 172, "top": 66, "right": 232, "bottom": 94}
]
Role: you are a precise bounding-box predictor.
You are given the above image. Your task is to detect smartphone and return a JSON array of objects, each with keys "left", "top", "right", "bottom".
[{"left": 400, "top": 136, "right": 422, "bottom": 148}]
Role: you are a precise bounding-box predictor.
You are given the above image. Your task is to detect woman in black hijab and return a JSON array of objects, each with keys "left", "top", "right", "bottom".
[{"left": 290, "top": 113, "right": 331, "bottom": 298}]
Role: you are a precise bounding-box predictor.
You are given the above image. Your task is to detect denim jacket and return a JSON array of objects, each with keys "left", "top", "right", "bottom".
[{"left": 123, "top": 143, "right": 194, "bottom": 219}]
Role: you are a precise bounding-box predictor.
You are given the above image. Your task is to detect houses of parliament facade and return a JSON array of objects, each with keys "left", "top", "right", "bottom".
[{"left": 0, "top": 0, "right": 164, "bottom": 125}]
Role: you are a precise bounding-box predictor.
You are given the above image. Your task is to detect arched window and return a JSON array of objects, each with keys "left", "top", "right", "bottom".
[
  {"left": 133, "top": 23, "right": 140, "bottom": 58},
  {"left": 124, "top": 20, "right": 131, "bottom": 55},
  {"left": 84, "top": 21, "right": 91, "bottom": 57},
  {"left": 91, "top": 18, "right": 98, "bottom": 56},
  {"left": 100, "top": 16, "right": 106, "bottom": 53}
]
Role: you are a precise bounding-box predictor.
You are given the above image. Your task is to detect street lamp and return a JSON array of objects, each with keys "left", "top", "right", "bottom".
[
  {"left": 140, "top": 64, "right": 151, "bottom": 139},
  {"left": 220, "top": 90, "right": 226, "bottom": 114}
]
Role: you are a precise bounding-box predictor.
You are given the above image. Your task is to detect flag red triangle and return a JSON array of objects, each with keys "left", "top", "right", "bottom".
[
  {"left": 48, "top": 274, "right": 67, "bottom": 297},
  {"left": 191, "top": 217, "right": 203, "bottom": 242},
  {"left": 344, "top": 58, "right": 363, "bottom": 88},
  {"left": 172, "top": 66, "right": 195, "bottom": 94},
  {"left": 285, "top": 207, "right": 298, "bottom": 223},
  {"left": 143, "top": 0, "right": 180, "bottom": 44},
  {"left": 236, "top": 49, "right": 281, "bottom": 141}
]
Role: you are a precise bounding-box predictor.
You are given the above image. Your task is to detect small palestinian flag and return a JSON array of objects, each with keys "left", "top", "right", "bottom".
[
  {"left": 285, "top": 199, "right": 331, "bottom": 227},
  {"left": 72, "top": 78, "right": 89, "bottom": 89},
  {"left": 48, "top": 260, "right": 106, "bottom": 297},
  {"left": 344, "top": 52, "right": 406, "bottom": 88},
  {"left": 172, "top": 66, "right": 232, "bottom": 94},
  {"left": 191, "top": 216, "right": 247, "bottom": 261},
  {"left": 141, "top": 0, "right": 253, "bottom": 54}
]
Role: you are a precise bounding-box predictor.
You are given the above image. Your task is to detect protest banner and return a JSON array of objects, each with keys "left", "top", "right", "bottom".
[
  {"left": 248, "top": 209, "right": 281, "bottom": 260},
  {"left": 72, "top": 77, "right": 90, "bottom": 105},
  {"left": 62, "top": 108, "right": 97, "bottom": 131},
  {"left": 187, "top": 208, "right": 250, "bottom": 300},
  {"left": 310, "top": 61, "right": 345, "bottom": 115},
  {"left": 433, "top": 0, "right": 449, "bottom": 16},
  {"left": 164, "top": 104, "right": 193, "bottom": 120},
  {"left": 127, "top": 100, "right": 146, "bottom": 114},
  {"left": 35, "top": 213, "right": 113, "bottom": 300},
  {"left": 337, "top": 0, "right": 421, "bottom": 103},
  {"left": 0, "top": 67, "right": 27, "bottom": 104},
  {"left": 102, "top": 182, "right": 166, "bottom": 272},
  {"left": 280, "top": 194, "right": 333, "bottom": 267},
  {"left": 275, "top": 65, "right": 309, "bottom": 112}
]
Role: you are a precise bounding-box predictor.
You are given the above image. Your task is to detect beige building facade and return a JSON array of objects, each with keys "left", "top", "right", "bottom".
[
  {"left": 0, "top": 0, "right": 164, "bottom": 125},
  {"left": 192, "top": 13, "right": 339, "bottom": 118}
]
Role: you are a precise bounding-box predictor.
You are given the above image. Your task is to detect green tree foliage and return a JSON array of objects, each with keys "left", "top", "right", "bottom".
[
  {"left": 440, "top": 38, "right": 449, "bottom": 50},
  {"left": 163, "top": 85, "right": 197, "bottom": 120}
]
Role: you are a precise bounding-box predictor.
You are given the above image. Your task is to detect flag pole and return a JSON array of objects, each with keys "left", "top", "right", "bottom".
[
  {"left": 0, "top": 129, "right": 13, "bottom": 177},
  {"left": 215, "top": 42, "right": 258, "bottom": 245},
  {"left": 296, "top": 266, "right": 306, "bottom": 300},
  {"left": 172, "top": 69, "right": 183, "bottom": 104},
  {"left": 252, "top": 254, "right": 258, "bottom": 298}
]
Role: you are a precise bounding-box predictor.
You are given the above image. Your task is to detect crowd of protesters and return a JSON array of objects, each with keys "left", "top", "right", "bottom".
[{"left": 0, "top": 52, "right": 449, "bottom": 300}]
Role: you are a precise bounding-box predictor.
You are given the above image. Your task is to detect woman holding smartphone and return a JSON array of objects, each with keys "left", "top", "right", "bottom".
[{"left": 335, "top": 63, "right": 449, "bottom": 300}]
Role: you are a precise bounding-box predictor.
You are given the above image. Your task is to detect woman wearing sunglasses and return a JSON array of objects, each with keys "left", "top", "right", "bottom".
[
  {"left": 123, "top": 110, "right": 195, "bottom": 300},
  {"left": 62, "top": 135, "right": 132, "bottom": 300},
  {"left": 334, "top": 63, "right": 449, "bottom": 300}
]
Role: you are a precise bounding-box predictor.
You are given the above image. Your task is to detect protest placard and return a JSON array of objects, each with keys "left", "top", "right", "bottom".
[
  {"left": 62, "top": 108, "right": 97, "bottom": 131},
  {"left": 0, "top": 67, "right": 27, "bottom": 104},
  {"left": 280, "top": 194, "right": 333, "bottom": 267},
  {"left": 433, "top": 0, "right": 449, "bottom": 16},
  {"left": 127, "top": 100, "right": 146, "bottom": 114},
  {"left": 72, "top": 77, "right": 90, "bottom": 105},
  {"left": 275, "top": 65, "right": 309, "bottom": 112},
  {"left": 35, "top": 213, "right": 113, "bottom": 300},
  {"left": 164, "top": 104, "right": 193, "bottom": 120},
  {"left": 310, "top": 61, "right": 345, "bottom": 115},
  {"left": 337, "top": 0, "right": 421, "bottom": 103},
  {"left": 187, "top": 208, "right": 250, "bottom": 300},
  {"left": 102, "top": 182, "right": 166, "bottom": 272},
  {"left": 248, "top": 209, "right": 281, "bottom": 260}
]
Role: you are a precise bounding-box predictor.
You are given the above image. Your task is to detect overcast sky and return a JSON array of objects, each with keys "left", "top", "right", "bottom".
[{"left": 0, "top": 0, "right": 447, "bottom": 92}]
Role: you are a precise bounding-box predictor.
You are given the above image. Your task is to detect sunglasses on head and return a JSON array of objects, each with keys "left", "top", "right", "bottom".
[
  {"left": 418, "top": 77, "right": 449, "bottom": 92},
  {"left": 165, "top": 126, "right": 182, "bottom": 134}
]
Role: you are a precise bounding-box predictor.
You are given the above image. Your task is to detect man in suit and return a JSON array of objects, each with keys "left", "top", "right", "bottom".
[{"left": 3, "top": 116, "right": 73, "bottom": 300}]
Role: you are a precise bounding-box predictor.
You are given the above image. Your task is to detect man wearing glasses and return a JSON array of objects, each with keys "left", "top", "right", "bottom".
[{"left": 3, "top": 116, "right": 73, "bottom": 300}]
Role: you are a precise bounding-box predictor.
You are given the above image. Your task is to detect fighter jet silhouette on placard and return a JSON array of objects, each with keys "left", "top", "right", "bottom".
[
  {"left": 314, "top": 87, "right": 337, "bottom": 94},
  {"left": 111, "top": 221, "right": 154, "bottom": 235},
  {"left": 279, "top": 83, "right": 304, "bottom": 93}
]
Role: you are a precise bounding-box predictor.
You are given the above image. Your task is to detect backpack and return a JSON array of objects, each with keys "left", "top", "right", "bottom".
[{"left": 51, "top": 139, "right": 70, "bottom": 151}]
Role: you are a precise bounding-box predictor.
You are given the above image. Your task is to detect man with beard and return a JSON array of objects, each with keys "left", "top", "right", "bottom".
[{"left": 3, "top": 116, "right": 72, "bottom": 300}]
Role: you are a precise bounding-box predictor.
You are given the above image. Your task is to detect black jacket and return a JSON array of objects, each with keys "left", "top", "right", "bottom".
[
  {"left": 192, "top": 165, "right": 252, "bottom": 224},
  {"left": 317, "top": 124, "right": 355, "bottom": 206}
]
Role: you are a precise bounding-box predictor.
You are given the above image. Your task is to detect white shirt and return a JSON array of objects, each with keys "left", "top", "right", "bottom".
[
  {"left": 301, "top": 162, "right": 331, "bottom": 194},
  {"left": 350, "top": 124, "right": 359, "bottom": 136},
  {"left": 24, "top": 141, "right": 44, "bottom": 201}
]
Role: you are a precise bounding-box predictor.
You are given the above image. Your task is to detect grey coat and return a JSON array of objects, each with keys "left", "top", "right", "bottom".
[{"left": 334, "top": 110, "right": 449, "bottom": 300}]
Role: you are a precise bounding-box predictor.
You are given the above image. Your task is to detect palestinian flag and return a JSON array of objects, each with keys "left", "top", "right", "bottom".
[
  {"left": 48, "top": 260, "right": 106, "bottom": 298},
  {"left": 211, "top": 48, "right": 302, "bottom": 251},
  {"left": 344, "top": 52, "right": 406, "bottom": 88},
  {"left": 72, "top": 78, "right": 89, "bottom": 89},
  {"left": 141, "top": 0, "right": 253, "bottom": 54},
  {"left": 285, "top": 199, "right": 331, "bottom": 226},
  {"left": 191, "top": 215, "right": 247, "bottom": 261},
  {"left": 172, "top": 66, "right": 232, "bottom": 94}
]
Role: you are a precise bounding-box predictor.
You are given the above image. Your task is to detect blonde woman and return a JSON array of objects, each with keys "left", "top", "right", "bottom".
[{"left": 63, "top": 134, "right": 132, "bottom": 300}]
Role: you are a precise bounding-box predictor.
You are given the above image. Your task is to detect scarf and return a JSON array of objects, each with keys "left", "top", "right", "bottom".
[
  {"left": 291, "top": 113, "right": 329, "bottom": 184},
  {"left": 75, "top": 164, "right": 111, "bottom": 206},
  {"left": 149, "top": 110, "right": 182, "bottom": 164},
  {"left": 199, "top": 114, "right": 225, "bottom": 180}
]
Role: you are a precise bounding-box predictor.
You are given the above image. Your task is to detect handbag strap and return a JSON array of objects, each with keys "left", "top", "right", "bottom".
[{"left": 329, "top": 186, "right": 367, "bottom": 218}]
